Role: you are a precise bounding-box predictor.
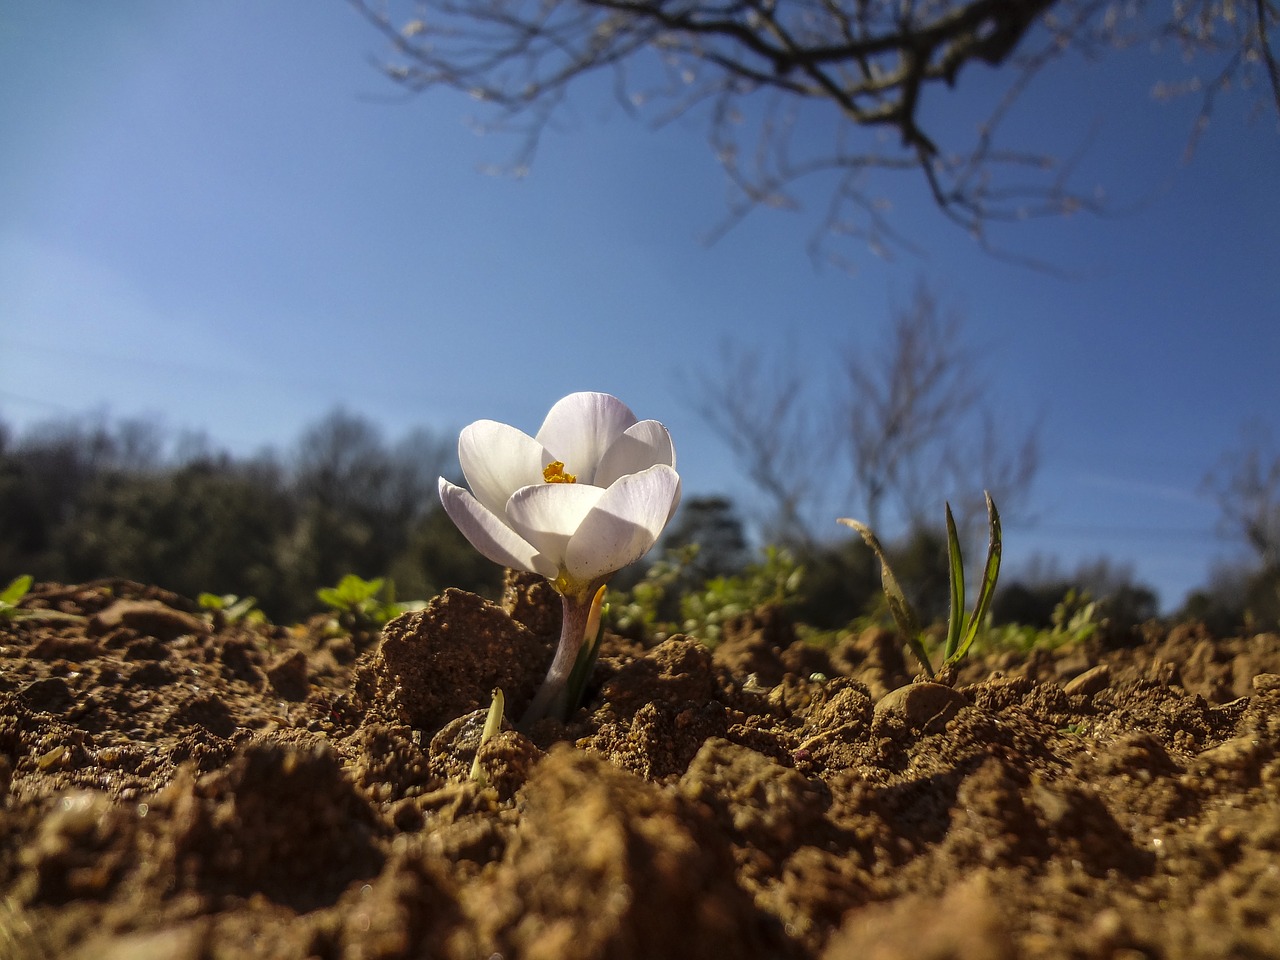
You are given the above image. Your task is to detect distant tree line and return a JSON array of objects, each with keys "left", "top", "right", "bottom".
[
  {"left": 5, "top": 403, "right": 1274, "bottom": 633},
  {"left": 0, "top": 410, "right": 498, "bottom": 622}
]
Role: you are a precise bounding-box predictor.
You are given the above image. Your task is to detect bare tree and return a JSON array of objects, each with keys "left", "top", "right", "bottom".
[
  {"left": 945, "top": 407, "right": 1040, "bottom": 534},
  {"left": 1204, "top": 424, "right": 1280, "bottom": 570},
  {"left": 683, "top": 341, "right": 824, "bottom": 544},
  {"left": 839, "top": 282, "right": 1038, "bottom": 536},
  {"left": 350, "top": 0, "right": 1278, "bottom": 263},
  {"left": 687, "top": 282, "right": 1038, "bottom": 542},
  {"left": 842, "top": 283, "right": 978, "bottom": 531}
]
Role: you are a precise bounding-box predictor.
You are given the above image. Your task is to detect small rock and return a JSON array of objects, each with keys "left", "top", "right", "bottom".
[
  {"left": 1252, "top": 673, "right": 1280, "bottom": 694},
  {"left": 89, "top": 600, "right": 208, "bottom": 642},
  {"left": 874, "top": 682, "right": 968, "bottom": 734},
  {"left": 1064, "top": 663, "right": 1112, "bottom": 697}
]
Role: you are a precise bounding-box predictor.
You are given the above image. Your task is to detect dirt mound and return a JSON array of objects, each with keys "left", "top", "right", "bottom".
[{"left": 2, "top": 580, "right": 1279, "bottom": 958}]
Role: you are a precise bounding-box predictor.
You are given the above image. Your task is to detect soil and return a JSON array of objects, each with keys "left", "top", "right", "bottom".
[{"left": 2, "top": 574, "right": 1279, "bottom": 959}]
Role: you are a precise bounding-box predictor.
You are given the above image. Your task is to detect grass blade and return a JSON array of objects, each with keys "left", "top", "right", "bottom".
[
  {"left": 943, "top": 503, "right": 965, "bottom": 662},
  {"left": 950, "top": 492, "right": 1002, "bottom": 665},
  {"left": 0, "top": 575, "right": 33, "bottom": 606},
  {"left": 469, "top": 687, "right": 506, "bottom": 785},
  {"left": 838, "top": 517, "right": 934, "bottom": 678}
]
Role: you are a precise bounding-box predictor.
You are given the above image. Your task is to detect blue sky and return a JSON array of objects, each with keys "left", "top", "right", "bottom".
[{"left": 2, "top": 3, "right": 1278, "bottom": 610}]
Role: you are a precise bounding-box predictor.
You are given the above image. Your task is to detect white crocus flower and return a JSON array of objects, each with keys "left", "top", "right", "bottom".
[{"left": 439, "top": 392, "right": 681, "bottom": 724}]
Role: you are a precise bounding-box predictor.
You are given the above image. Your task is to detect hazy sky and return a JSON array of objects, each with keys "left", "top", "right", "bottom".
[{"left": 2, "top": 3, "right": 1278, "bottom": 610}]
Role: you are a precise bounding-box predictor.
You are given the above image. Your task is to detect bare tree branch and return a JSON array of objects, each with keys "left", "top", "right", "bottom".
[
  {"left": 841, "top": 282, "right": 979, "bottom": 530},
  {"left": 684, "top": 281, "right": 1039, "bottom": 544},
  {"left": 350, "top": 0, "right": 1277, "bottom": 264},
  {"left": 680, "top": 340, "right": 823, "bottom": 545},
  {"left": 1204, "top": 423, "right": 1280, "bottom": 570}
]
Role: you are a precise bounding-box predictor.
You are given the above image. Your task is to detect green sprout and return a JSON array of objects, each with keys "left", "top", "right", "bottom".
[
  {"left": 839, "top": 491, "right": 1002, "bottom": 679},
  {"left": 0, "top": 575, "right": 84, "bottom": 623},
  {"left": 0, "top": 575, "right": 34, "bottom": 619},
  {"left": 198, "top": 592, "right": 266, "bottom": 626},
  {"left": 679, "top": 546, "right": 803, "bottom": 646},
  {"left": 971, "top": 590, "right": 1102, "bottom": 656},
  {"left": 604, "top": 545, "right": 697, "bottom": 639},
  {"left": 316, "top": 574, "right": 425, "bottom": 633},
  {"left": 563, "top": 586, "right": 608, "bottom": 719},
  {"left": 470, "top": 687, "right": 506, "bottom": 785},
  {"left": 606, "top": 544, "right": 804, "bottom": 646}
]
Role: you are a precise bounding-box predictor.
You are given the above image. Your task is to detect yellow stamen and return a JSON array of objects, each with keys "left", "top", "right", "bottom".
[{"left": 543, "top": 460, "right": 577, "bottom": 484}]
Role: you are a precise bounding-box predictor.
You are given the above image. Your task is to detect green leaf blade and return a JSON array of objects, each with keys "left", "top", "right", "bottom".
[
  {"left": 950, "top": 492, "right": 1003, "bottom": 665},
  {"left": 1, "top": 575, "right": 33, "bottom": 606},
  {"left": 943, "top": 502, "right": 965, "bottom": 662},
  {"left": 837, "top": 517, "right": 933, "bottom": 678}
]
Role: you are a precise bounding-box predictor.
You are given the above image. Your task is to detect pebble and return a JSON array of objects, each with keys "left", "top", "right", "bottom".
[
  {"left": 1064, "top": 663, "right": 1112, "bottom": 697},
  {"left": 1252, "top": 673, "right": 1280, "bottom": 693},
  {"left": 874, "top": 682, "right": 968, "bottom": 734}
]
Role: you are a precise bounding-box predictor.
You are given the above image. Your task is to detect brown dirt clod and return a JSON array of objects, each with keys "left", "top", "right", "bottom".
[{"left": 3, "top": 580, "right": 1280, "bottom": 958}]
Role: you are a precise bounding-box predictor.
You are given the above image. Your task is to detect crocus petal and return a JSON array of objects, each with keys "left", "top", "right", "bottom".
[
  {"left": 565, "top": 464, "right": 681, "bottom": 582},
  {"left": 458, "top": 420, "right": 548, "bottom": 518},
  {"left": 666, "top": 473, "right": 683, "bottom": 524},
  {"left": 506, "top": 482, "right": 607, "bottom": 573},
  {"left": 438, "top": 478, "right": 558, "bottom": 579},
  {"left": 535, "top": 392, "right": 637, "bottom": 486},
  {"left": 594, "top": 419, "right": 676, "bottom": 487}
]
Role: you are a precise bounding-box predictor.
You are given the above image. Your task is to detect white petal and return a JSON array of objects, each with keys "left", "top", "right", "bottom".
[
  {"left": 666, "top": 472, "right": 683, "bottom": 524},
  {"left": 458, "top": 419, "right": 547, "bottom": 518},
  {"left": 535, "top": 392, "right": 636, "bottom": 485},
  {"left": 565, "top": 464, "right": 680, "bottom": 582},
  {"left": 438, "top": 478, "right": 557, "bottom": 579},
  {"left": 506, "top": 482, "right": 606, "bottom": 573},
  {"left": 595, "top": 419, "right": 676, "bottom": 487}
]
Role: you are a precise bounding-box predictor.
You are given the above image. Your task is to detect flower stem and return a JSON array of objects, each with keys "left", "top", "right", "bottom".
[{"left": 521, "top": 590, "right": 595, "bottom": 727}]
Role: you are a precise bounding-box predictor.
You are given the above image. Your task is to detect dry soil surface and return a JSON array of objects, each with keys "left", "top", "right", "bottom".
[{"left": 2, "top": 576, "right": 1279, "bottom": 959}]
